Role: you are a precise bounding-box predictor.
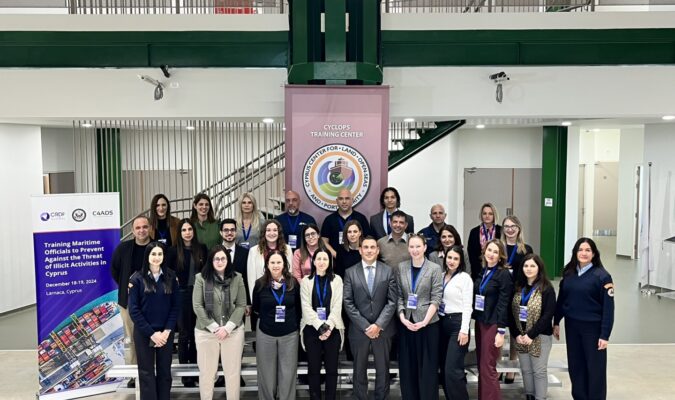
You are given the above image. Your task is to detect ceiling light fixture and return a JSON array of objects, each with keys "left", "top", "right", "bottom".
[
  {"left": 476, "top": 124, "right": 486, "bottom": 129},
  {"left": 404, "top": 118, "right": 415, "bottom": 123},
  {"left": 81, "top": 123, "right": 93, "bottom": 128},
  {"left": 562, "top": 121, "right": 572, "bottom": 126},
  {"left": 262, "top": 118, "right": 274, "bottom": 124},
  {"left": 662, "top": 115, "right": 675, "bottom": 121}
]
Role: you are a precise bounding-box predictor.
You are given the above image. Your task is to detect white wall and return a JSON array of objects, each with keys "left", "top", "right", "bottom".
[
  {"left": 640, "top": 123, "right": 675, "bottom": 290},
  {"left": 564, "top": 127, "right": 581, "bottom": 260},
  {"left": 41, "top": 127, "right": 74, "bottom": 173},
  {"left": 389, "top": 132, "right": 456, "bottom": 231},
  {"left": 0, "top": 124, "right": 43, "bottom": 313},
  {"left": 616, "top": 128, "right": 644, "bottom": 257}
]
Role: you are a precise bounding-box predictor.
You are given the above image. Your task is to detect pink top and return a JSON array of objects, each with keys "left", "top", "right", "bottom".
[{"left": 292, "top": 248, "right": 315, "bottom": 282}]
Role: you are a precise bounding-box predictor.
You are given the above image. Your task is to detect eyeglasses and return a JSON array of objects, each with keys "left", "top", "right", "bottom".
[
  {"left": 304, "top": 232, "right": 318, "bottom": 239},
  {"left": 221, "top": 228, "right": 236, "bottom": 233},
  {"left": 213, "top": 257, "right": 227, "bottom": 263},
  {"left": 503, "top": 225, "right": 519, "bottom": 230}
]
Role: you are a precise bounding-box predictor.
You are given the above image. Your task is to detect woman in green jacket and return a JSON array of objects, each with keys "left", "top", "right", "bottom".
[{"left": 193, "top": 244, "right": 247, "bottom": 400}]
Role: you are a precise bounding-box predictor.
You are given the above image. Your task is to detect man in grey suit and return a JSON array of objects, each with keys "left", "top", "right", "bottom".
[{"left": 343, "top": 236, "right": 399, "bottom": 400}]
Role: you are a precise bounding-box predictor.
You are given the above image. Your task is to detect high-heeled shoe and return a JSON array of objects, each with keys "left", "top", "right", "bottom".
[{"left": 504, "top": 372, "right": 515, "bottom": 384}]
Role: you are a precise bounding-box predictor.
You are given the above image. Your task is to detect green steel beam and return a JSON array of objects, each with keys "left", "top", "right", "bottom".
[
  {"left": 96, "top": 128, "right": 122, "bottom": 196},
  {"left": 324, "top": 0, "right": 346, "bottom": 62},
  {"left": 361, "top": 0, "right": 379, "bottom": 65},
  {"left": 540, "top": 126, "right": 567, "bottom": 278},
  {"left": 287, "top": 61, "right": 382, "bottom": 84},
  {"left": 290, "top": 0, "right": 308, "bottom": 65}
]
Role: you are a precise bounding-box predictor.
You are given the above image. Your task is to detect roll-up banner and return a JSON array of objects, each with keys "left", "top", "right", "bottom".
[
  {"left": 285, "top": 85, "right": 390, "bottom": 223},
  {"left": 31, "top": 193, "right": 123, "bottom": 399}
]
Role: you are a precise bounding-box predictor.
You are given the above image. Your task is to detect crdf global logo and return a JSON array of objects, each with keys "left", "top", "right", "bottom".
[
  {"left": 303, "top": 144, "right": 370, "bottom": 211},
  {"left": 72, "top": 208, "right": 87, "bottom": 222},
  {"left": 40, "top": 211, "right": 66, "bottom": 222},
  {"left": 40, "top": 212, "right": 50, "bottom": 222}
]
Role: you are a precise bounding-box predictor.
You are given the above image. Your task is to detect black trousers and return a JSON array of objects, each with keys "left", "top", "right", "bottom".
[
  {"left": 439, "top": 314, "right": 470, "bottom": 400},
  {"left": 399, "top": 322, "right": 440, "bottom": 400},
  {"left": 565, "top": 318, "right": 607, "bottom": 400},
  {"left": 303, "top": 326, "right": 341, "bottom": 400},
  {"left": 177, "top": 288, "right": 197, "bottom": 365},
  {"left": 133, "top": 328, "right": 174, "bottom": 400}
]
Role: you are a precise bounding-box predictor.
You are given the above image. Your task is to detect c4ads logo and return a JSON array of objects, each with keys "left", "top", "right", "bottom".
[{"left": 303, "top": 144, "right": 371, "bottom": 211}]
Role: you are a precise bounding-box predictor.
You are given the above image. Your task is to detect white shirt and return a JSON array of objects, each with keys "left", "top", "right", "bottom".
[
  {"left": 440, "top": 271, "right": 474, "bottom": 334},
  {"left": 361, "top": 261, "right": 377, "bottom": 282},
  {"left": 223, "top": 242, "right": 236, "bottom": 260}
]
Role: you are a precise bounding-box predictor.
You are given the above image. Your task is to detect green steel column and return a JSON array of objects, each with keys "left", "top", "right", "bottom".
[
  {"left": 540, "top": 126, "right": 567, "bottom": 278},
  {"left": 361, "top": 0, "right": 378, "bottom": 65},
  {"left": 96, "top": 128, "right": 122, "bottom": 195},
  {"left": 324, "top": 0, "right": 346, "bottom": 84}
]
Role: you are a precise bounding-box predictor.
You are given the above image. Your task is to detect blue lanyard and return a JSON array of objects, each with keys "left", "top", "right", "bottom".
[
  {"left": 479, "top": 267, "right": 496, "bottom": 295},
  {"left": 315, "top": 276, "right": 328, "bottom": 308},
  {"left": 157, "top": 228, "right": 167, "bottom": 239},
  {"left": 286, "top": 214, "right": 300, "bottom": 235},
  {"left": 521, "top": 285, "right": 537, "bottom": 306},
  {"left": 270, "top": 282, "right": 286, "bottom": 305},
  {"left": 337, "top": 215, "right": 351, "bottom": 231},
  {"left": 242, "top": 224, "right": 252, "bottom": 241},
  {"left": 410, "top": 261, "right": 424, "bottom": 293},
  {"left": 508, "top": 245, "right": 518, "bottom": 265},
  {"left": 442, "top": 273, "right": 452, "bottom": 297}
]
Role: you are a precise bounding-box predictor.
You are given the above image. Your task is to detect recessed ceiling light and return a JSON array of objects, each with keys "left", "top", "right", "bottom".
[
  {"left": 663, "top": 115, "right": 675, "bottom": 121},
  {"left": 262, "top": 118, "right": 274, "bottom": 124},
  {"left": 592, "top": 128, "right": 600, "bottom": 132},
  {"left": 404, "top": 118, "right": 415, "bottom": 123},
  {"left": 185, "top": 126, "right": 195, "bottom": 131},
  {"left": 81, "top": 123, "right": 92, "bottom": 128},
  {"left": 476, "top": 124, "right": 486, "bottom": 129},
  {"left": 561, "top": 121, "right": 572, "bottom": 126}
]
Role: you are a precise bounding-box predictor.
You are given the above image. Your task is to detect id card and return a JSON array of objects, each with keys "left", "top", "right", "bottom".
[
  {"left": 275, "top": 305, "right": 286, "bottom": 322},
  {"left": 338, "top": 232, "right": 344, "bottom": 245},
  {"left": 438, "top": 302, "right": 446, "bottom": 316},
  {"left": 157, "top": 238, "right": 167, "bottom": 245},
  {"left": 474, "top": 294, "right": 485, "bottom": 311},
  {"left": 407, "top": 293, "right": 418, "bottom": 309},
  {"left": 317, "top": 307, "right": 327, "bottom": 321},
  {"left": 240, "top": 241, "right": 250, "bottom": 249},
  {"left": 519, "top": 306, "right": 528, "bottom": 322},
  {"left": 288, "top": 235, "right": 298, "bottom": 249}
]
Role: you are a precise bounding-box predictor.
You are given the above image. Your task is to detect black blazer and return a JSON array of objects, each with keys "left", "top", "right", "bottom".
[
  {"left": 110, "top": 240, "right": 136, "bottom": 308},
  {"left": 369, "top": 210, "right": 415, "bottom": 239},
  {"left": 230, "top": 245, "right": 251, "bottom": 304},
  {"left": 165, "top": 244, "right": 208, "bottom": 288},
  {"left": 472, "top": 266, "right": 513, "bottom": 328},
  {"left": 467, "top": 224, "right": 503, "bottom": 280}
]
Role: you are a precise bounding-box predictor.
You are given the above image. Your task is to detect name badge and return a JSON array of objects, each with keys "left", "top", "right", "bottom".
[
  {"left": 407, "top": 293, "right": 418, "bottom": 309},
  {"left": 240, "top": 241, "right": 250, "bottom": 249},
  {"left": 157, "top": 238, "right": 167, "bottom": 245},
  {"left": 317, "top": 307, "right": 327, "bottom": 321},
  {"left": 275, "top": 305, "right": 286, "bottom": 323},
  {"left": 338, "top": 232, "right": 344, "bottom": 245},
  {"left": 288, "top": 235, "right": 298, "bottom": 249},
  {"left": 438, "top": 302, "right": 446, "bottom": 316},
  {"left": 519, "top": 305, "right": 528, "bottom": 322},
  {"left": 474, "top": 294, "right": 485, "bottom": 311}
]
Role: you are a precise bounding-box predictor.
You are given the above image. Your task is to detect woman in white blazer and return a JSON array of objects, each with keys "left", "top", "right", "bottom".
[
  {"left": 247, "top": 219, "right": 294, "bottom": 301},
  {"left": 300, "top": 249, "right": 345, "bottom": 400}
]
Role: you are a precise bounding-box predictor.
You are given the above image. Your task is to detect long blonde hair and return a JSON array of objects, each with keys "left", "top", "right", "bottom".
[
  {"left": 500, "top": 215, "right": 527, "bottom": 254},
  {"left": 235, "top": 192, "right": 261, "bottom": 234}
]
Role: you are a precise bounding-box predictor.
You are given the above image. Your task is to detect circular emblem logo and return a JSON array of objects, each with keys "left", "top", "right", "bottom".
[
  {"left": 303, "top": 144, "right": 371, "bottom": 211},
  {"left": 40, "top": 212, "right": 50, "bottom": 222},
  {"left": 72, "top": 208, "right": 87, "bottom": 222}
]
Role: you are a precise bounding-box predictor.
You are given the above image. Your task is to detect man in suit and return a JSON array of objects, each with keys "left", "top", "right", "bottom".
[
  {"left": 220, "top": 218, "right": 250, "bottom": 387},
  {"left": 369, "top": 187, "right": 414, "bottom": 239},
  {"left": 343, "top": 236, "right": 399, "bottom": 400}
]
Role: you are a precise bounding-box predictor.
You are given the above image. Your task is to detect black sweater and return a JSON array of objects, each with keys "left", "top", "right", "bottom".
[
  {"left": 467, "top": 224, "right": 503, "bottom": 280},
  {"left": 252, "top": 280, "right": 301, "bottom": 337},
  {"left": 335, "top": 246, "right": 362, "bottom": 278},
  {"left": 506, "top": 243, "right": 534, "bottom": 284},
  {"left": 128, "top": 269, "right": 181, "bottom": 338},
  {"left": 509, "top": 284, "right": 556, "bottom": 338},
  {"left": 165, "top": 244, "right": 207, "bottom": 289},
  {"left": 472, "top": 266, "right": 513, "bottom": 328}
]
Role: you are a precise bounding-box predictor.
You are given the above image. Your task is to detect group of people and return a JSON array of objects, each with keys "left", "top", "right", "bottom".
[{"left": 110, "top": 189, "right": 615, "bottom": 400}]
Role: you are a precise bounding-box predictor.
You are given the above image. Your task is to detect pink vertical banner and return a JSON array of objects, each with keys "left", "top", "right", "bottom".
[{"left": 285, "top": 85, "right": 390, "bottom": 225}]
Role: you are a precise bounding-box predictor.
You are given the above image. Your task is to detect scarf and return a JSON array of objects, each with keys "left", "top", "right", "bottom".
[
  {"left": 479, "top": 224, "right": 495, "bottom": 250},
  {"left": 204, "top": 274, "right": 232, "bottom": 326},
  {"left": 511, "top": 287, "right": 543, "bottom": 357}
]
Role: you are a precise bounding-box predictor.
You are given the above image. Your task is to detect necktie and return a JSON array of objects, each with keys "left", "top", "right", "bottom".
[
  {"left": 386, "top": 213, "right": 391, "bottom": 235},
  {"left": 367, "top": 266, "right": 375, "bottom": 295}
]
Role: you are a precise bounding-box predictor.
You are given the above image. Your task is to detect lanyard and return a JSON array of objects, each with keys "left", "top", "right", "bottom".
[
  {"left": 521, "top": 285, "right": 537, "bottom": 306},
  {"left": 481, "top": 223, "right": 494, "bottom": 242},
  {"left": 508, "top": 245, "right": 518, "bottom": 265},
  {"left": 286, "top": 214, "right": 300, "bottom": 235},
  {"left": 242, "top": 223, "right": 252, "bottom": 241},
  {"left": 442, "top": 273, "right": 452, "bottom": 298},
  {"left": 315, "top": 276, "right": 328, "bottom": 308},
  {"left": 410, "top": 260, "right": 425, "bottom": 293},
  {"left": 157, "top": 228, "right": 167, "bottom": 239},
  {"left": 479, "top": 267, "right": 497, "bottom": 295},
  {"left": 337, "top": 215, "right": 351, "bottom": 231},
  {"left": 270, "top": 282, "right": 286, "bottom": 305}
]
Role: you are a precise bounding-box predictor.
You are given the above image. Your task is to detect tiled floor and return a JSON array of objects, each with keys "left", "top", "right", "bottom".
[{"left": 2, "top": 236, "right": 674, "bottom": 399}]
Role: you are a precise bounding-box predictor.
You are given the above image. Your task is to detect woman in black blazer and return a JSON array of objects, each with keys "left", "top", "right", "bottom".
[
  {"left": 467, "top": 203, "right": 502, "bottom": 280},
  {"left": 472, "top": 239, "right": 513, "bottom": 400}
]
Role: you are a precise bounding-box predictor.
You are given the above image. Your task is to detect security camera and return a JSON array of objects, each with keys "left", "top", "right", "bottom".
[
  {"left": 138, "top": 75, "right": 165, "bottom": 101},
  {"left": 160, "top": 65, "right": 171, "bottom": 78},
  {"left": 489, "top": 71, "right": 509, "bottom": 81}
]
